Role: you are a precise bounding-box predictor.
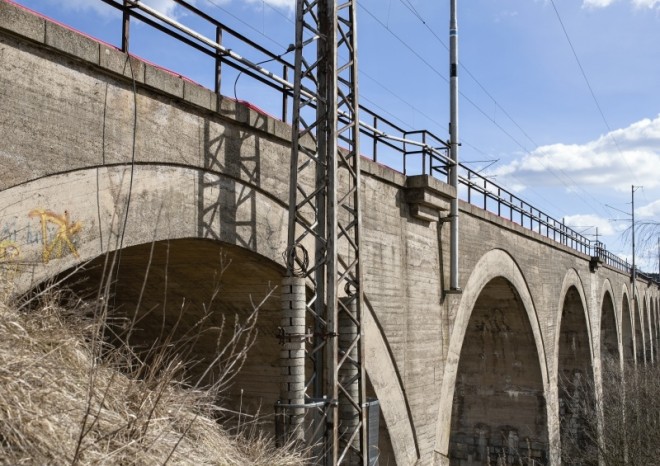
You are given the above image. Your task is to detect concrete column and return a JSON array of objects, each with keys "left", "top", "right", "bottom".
[
  {"left": 280, "top": 276, "right": 306, "bottom": 440},
  {"left": 338, "top": 296, "right": 360, "bottom": 453}
]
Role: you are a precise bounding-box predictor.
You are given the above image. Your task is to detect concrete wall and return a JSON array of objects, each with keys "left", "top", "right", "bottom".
[{"left": 1, "top": 2, "right": 659, "bottom": 464}]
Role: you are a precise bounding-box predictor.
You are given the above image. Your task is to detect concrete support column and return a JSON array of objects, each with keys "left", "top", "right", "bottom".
[
  {"left": 339, "top": 296, "right": 359, "bottom": 452},
  {"left": 280, "top": 276, "right": 306, "bottom": 440}
]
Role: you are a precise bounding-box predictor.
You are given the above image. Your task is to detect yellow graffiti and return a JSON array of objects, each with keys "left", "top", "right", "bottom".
[
  {"left": 0, "top": 240, "right": 20, "bottom": 261},
  {"left": 28, "top": 209, "right": 82, "bottom": 264}
]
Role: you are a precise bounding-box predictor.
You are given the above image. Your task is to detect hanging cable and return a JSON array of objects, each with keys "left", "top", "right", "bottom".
[{"left": 549, "top": 0, "right": 639, "bottom": 186}]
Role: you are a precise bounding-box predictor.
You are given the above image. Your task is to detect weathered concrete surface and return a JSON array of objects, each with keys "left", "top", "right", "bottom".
[{"left": 1, "top": 2, "right": 659, "bottom": 464}]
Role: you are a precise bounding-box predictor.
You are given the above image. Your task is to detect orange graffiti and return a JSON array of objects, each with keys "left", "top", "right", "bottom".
[
  {"left": 28, "top": 209, "right": 82, "bottom": 263},
  {"left": 0, "top": 240, "right": 20, "bottom": 261}
]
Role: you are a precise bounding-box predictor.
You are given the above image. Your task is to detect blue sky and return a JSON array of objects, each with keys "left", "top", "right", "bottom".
[{"left": 10, "top": 0, "right": 660, "bottom": 270}]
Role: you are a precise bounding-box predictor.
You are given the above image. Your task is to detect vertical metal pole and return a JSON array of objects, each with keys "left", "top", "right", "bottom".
[
  {"left": 449, "top": 0, "right": 461, "bottom": 292},
  {"left": 214, "top": 26, "right": 223, "bottom": 95},
  {"left": 631, "top": 185, "right": 638, "bottom": 365},
  {"left": 632, "top": 185, "right": 636, "bottom": 288},
  {"left": 122, "top": 0, "right": 130, "bottom": 53}
]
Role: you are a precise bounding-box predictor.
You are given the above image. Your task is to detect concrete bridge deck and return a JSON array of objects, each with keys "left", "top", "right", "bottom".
[{"left": 1, "top": 2, "right": 659, "bottom": 464}]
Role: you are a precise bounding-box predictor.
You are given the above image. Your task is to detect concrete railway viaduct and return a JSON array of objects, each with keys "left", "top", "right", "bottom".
[{"left": 1, "top": 2, "right": 659, "bottom": 464}]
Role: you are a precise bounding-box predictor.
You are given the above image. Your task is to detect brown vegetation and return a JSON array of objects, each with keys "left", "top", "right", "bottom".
[
  {"left": 0, "top": 286, "right": 303, "bottom": 465},
  {"left": 560, "top": 357, "right": 660, "bottom": 465}
]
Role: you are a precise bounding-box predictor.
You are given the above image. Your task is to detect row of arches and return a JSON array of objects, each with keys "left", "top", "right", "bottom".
[{"left": 442, "top": 249, "right": 660, "bottom": 465}]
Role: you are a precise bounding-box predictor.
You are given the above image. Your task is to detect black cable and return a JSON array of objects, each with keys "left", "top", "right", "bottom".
[{"left": 233, "top": 44, "right": 295, "bottom": 101}]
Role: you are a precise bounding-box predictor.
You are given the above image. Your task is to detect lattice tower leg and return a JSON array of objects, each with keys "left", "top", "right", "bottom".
[{"left": 339, "top": 295, "right": 360, "bottom": 458}]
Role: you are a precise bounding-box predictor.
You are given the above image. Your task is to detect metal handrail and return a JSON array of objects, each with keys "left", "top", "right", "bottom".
[{"left": 89, "top": 0, "right": 651, "bottom": 280}]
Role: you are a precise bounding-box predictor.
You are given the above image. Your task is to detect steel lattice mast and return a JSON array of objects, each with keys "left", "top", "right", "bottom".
[{"left": 280, "top": 0, "right": 367, "bottom": 464}]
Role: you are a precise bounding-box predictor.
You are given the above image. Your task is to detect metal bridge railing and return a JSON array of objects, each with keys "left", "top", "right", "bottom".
[{"left": 94, "top": 0, "right": 646, "bottom": 279}]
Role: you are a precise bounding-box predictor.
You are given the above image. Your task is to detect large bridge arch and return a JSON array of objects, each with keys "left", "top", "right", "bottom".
[
  {"left": 435, "top": 249, "right": 551, "bottom": 465},
  {"left": 553, "top": 269, "right": 594, "bottom": 374},
  {"left": 633, "top": 290, "right": 644, "bottom": 365},
  {"left": 642, "top": 295, "right": 653, "bottom": 364},
  {"left": 621, "top": 288, "right": 634, "bottom": 364},
  {"left": 4, "top": 164, "right": 289, "bottom": 295},
  {"left": 599, "top": 280, "right": 619, "bottom": 362},
  {"left": 553, "top": 269, "right": 595, "bottom": 460},
  {"left": 5, "top": 164, "right": 419, "bottom": 465}
]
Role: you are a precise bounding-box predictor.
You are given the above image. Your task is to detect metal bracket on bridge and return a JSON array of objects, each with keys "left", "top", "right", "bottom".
[
  {"left": 276, "top": 326, "right": 313, "bottom": 345},
  {"left": 589, "top": 256, "right": 603, "bottom": 273}
]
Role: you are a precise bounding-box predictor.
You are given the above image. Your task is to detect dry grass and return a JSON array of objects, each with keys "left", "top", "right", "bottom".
[{"left": 0, "top": 291, "right": 303, "bottom": 465}]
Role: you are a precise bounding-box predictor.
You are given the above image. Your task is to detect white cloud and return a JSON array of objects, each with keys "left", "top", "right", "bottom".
[
  {"left": 563, "top": 213, "right": 618, "bottom": 236},
  {"left": 493, "top": 115, "right": 660, "bottom": 192},
  {"left": 583, "top": 0, "right": 617, "bottom": 8},
  {"left": 632, "top": 0, "right": 660, "bottom": 7},
  {"left": 583, "top": 0, "right": 660, "bottom": 8},
  {"left": 246, "top": 0, "right": 295, "bottom": 10},
  {"left": 637, "top": 199, "right": 660, "bottom": 219}
]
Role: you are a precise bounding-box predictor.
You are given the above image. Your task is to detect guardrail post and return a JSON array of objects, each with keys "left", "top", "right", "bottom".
[
  {"left": 282, "top": 65, "right": 289, "bottom": 123},
  {"left": 373, "top": 115, "right": 378, "bottom": 162},
  {"left": 214, "top": 26, "right": 223, "bottom": 95}
]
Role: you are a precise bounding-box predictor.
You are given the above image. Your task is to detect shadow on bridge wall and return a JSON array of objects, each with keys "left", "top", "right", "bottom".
[{"left": 198, "top": 104, "right": 265, "bottom": 251}]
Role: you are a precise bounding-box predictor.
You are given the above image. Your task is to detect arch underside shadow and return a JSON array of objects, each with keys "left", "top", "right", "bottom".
[
  {"left": 600, "top": 289, "right": 618, "bottom": 362},
  {"left": 449, "top": 277, "right": 547, "bottom": 465},
  {"left": 56, "top": 238, "right": 286, "bottom": 420},
  {"left": 621, "top": 296, "right": 634, "bottom": 364},
  {"left": 436, "top": 249, "right": 550, "bottom": 466},
  {"left": 634, "top": 299, "right": 644, "bottom": 364},
  {"left": 557, "top": 285, "right": 594, "bottom": 462}
]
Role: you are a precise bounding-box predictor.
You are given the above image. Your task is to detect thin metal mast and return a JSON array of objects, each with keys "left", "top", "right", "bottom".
[
  {"left": 284, "top": 0, "right": 367, "bottom": 463},
  {"left": 449, "top": 0, "right": 461, "bottom": 292}
]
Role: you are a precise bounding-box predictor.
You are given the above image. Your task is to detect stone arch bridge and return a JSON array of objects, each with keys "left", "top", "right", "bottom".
[{"left": 1, "top": 2, "right": 658, "bottom": 464}]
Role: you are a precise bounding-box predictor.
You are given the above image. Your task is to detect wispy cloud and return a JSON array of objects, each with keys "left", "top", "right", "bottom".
[
  {"left": 493, "top": 115, "right": 660, "bottom": 192},
  {"left": 583, "top": 0, "right": 617, "bottom": 8},
  {"left": 632, "top": 0, "right": 660, "bottom": 8},
  {"left": 637, "top": 199, "right": 660, "bottom": 219},
  {"left": 583, "top": 0, "right": 660, "bottom": 8},
  {"left": 563, "top": 213, "right": 619, "bottom": 236},
  {"left": 246, "top": 0, "right": 295, "bottom": 10}
]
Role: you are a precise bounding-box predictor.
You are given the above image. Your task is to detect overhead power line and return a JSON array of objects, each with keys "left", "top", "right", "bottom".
[{"left": 548, "top": 0, "right": 639, "bottom": 187}]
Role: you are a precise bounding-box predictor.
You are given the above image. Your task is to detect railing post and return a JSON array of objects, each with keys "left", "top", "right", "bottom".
[
  {"left": 372, "top": 115, "right": 378, "bottom": 163},
  {"left": 282, "top": 65, "right": 289, "bottom": 123},
  {"left": 422, "top": 132, "right": 427, "bottom": 175},
  {"left": 214, "top": 26, "right": 223, "bottom": 95},
  {"left": 467, "top": 172, "right": 471, "bottom": 204}
]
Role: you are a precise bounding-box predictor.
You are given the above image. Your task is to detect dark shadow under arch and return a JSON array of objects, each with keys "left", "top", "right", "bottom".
[
  {"left": 449, "top": 277, "right": 547, "bottom": 465},
  {"left": 634, "top": 298, "right": 645, "bottom": 365},
  {"left": 52, "top": 238, "right": 286, "bottom": 421},
  {"left": 600, "top": 290, "right": 618, "bottom": 361},
  {"left": 558, "top": 286, "right": 595, "bottom": 462},
  {"left": 622, "top": 297, "right": 634, "bottom": 363}
]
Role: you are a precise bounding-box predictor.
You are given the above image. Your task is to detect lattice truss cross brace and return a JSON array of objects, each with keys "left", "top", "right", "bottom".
[{"left": 284, "top": 0, "right": 368, "bottom": 463}]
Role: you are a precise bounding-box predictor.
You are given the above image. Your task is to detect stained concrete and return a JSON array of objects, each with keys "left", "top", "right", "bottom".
[{"left": 1, "top": 3, "right": 660, "bottom": 464}]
